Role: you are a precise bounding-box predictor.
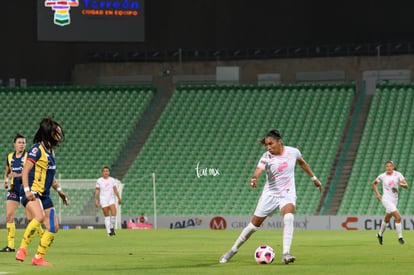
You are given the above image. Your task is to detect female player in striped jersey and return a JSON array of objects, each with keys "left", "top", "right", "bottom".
[
  {"left": 219, "top": 129, "right": 322, "bottom": 264},
  {"left": 15, "top": 117, "right": 68, "bottom": 266},
  {"left": 372, "top": 161, "right": 408, "bottom": 245},
  {"left": 1, "top": 134, "right": 28, "bottom": 252}
]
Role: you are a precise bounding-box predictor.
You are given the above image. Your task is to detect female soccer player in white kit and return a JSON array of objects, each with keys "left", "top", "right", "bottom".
[
  {"left": 95, "top": 166, "right": 122, "bottom": 236},
  {"left": 372, "top": 161, "right": 408, "bottom": 245},
  {"left": 219, "top": 129, "right": 322, "bottom": 264}
]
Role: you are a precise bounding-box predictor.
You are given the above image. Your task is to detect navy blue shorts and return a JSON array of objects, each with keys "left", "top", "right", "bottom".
[
  {"left": 6, "top": 190, "right": 20, "bottom": 202},
  {"left": 40, "top": 195, "right": 54, "bottom": 209},
  {"left": 21, "top": 191, "right": 54, "bottom": 209}
]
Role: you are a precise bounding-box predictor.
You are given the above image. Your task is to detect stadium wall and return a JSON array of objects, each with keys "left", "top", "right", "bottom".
[
  {"left": 72, "top": 54, "right": 414, "bottom": 88},
  {"left": 3, "top": 1, "right": 414, "bottom": 84}
]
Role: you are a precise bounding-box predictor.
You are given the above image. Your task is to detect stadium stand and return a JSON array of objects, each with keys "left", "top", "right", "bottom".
[
  {"left": 5, "top": 82, "right": 395, "bottom": 218},
  {"left": 121, "top": 83, "right": 356, "bottom": 216},
  {"left": 0, "top": 85, "right": 155, "bottom": 218},
  {"left": 337, "top": 84, "right": 414, "bottom": 215}
]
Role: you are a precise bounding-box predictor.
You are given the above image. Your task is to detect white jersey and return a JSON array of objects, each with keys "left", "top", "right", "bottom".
[
  {"left": 96, "top": 176, "right": 118, "bottom": 207},
  {"left": 257, "top": 146, "right": 302, "bottom": 197},
  {"left": 375, "top": 170, "right": 405, "bottom": 201}
]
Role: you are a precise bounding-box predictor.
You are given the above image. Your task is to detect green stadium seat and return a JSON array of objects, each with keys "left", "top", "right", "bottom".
[
  {"left": 121, "top": 83, "right": 356, "bottom": 216},
  {"left": 339, "top": 83, "right": 414, "bottom": 215},
  {"left": 0, "top": 85, "right": 155, "bottom": 217}
]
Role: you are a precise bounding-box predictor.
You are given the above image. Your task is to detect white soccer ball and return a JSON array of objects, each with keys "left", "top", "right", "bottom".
[{"left": 254, "top": 245, "right": 275, "bottom": 264}]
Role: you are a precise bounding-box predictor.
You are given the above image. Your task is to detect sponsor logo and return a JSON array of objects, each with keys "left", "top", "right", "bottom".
[
  {"left": 169, "top": 218, "right": 202, "bottom": 229},
  {"left": 341, "top": 216, "right": 358, "bottom": 230},
  {"left": 8, "top": 193, "right": 18, "bottom": 199},
  {"left": 45, "top": 0, "right": 80, "bottom": 26},
  {"left": 364, "top": 218, "right": 414, "bottom": 230},
  {"left": 210, "top": 216, "right": 226, "bottom": 230},
  {"left": 277, "top": 162, "right": 288, "bottom": 172}
]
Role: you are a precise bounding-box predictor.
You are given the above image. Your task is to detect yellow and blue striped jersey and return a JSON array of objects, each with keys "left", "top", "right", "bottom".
[
  {"left": 27, "top": 143, "right": 56, "bottom": 196},
  {"left": 6, "top": 151, "right": 27, "bottom": 190}
]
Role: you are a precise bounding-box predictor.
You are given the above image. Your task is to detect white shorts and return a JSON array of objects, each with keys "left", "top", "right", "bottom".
[
  {"left": 382, "top": 197, "right": 398, "bottom": 213},
  {"left": 100, "top": 197, "right": 116, "bottom": 208},
  {"left": 254, "top": 192, "right": 296, "bottom": 217}
]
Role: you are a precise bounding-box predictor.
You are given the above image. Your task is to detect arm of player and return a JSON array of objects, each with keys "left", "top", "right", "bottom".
[
  {"left": 297, "top": 157, "right": 322, "bottom": 193},
  {"left": 94, "top": 188, "right": 100, "bottom": 207},
  {"left": 3, "top": 164, "right": 10, "bottom": 189},
  {"left": 52, "top": 180, "right": 70, "bottom": 206},
  {"left": 399, "top": 179, "right": 408, "bottom": 189},
  {"left": 372, "top": 180, "right": 382, "bottom": 201},
  {"left": 22, "top": 160, "right": 35, "bottom": 201},
  {"left": 113, "top": 185, "right": 122, "bottom": 205},
  {"left": 250, "top": 167, "right": 264, "bottom": 188}
]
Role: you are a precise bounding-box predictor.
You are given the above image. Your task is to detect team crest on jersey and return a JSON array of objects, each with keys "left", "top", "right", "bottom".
[{"left": 29, "top": 147, "right": 38, "bottom": 157}]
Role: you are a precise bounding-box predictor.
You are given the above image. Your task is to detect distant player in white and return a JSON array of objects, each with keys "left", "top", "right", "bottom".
[
  {"left": 219, "top": 129, "right": 322, "bottom": 264},
  {"left": 372, "top": 161, "right": 408, "bottom": 245},
  {"left": 95, "top": 166, "right": 122, "bottom": 236}
]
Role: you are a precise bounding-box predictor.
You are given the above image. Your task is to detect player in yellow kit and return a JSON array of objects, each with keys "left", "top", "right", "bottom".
[
  {"left": 1, "top": 134, "right": 28, "bottom": 252},
  {"left": 15, "top": 117, "right": 68, "bottom": 266}
]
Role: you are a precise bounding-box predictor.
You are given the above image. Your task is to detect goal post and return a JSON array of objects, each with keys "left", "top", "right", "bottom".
[{"left": 115, "top": 180, "right": 124, "bottom": 229}]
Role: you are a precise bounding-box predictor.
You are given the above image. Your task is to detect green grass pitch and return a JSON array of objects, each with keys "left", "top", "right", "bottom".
[{"left": 0, "top": 229, "right": 412, "bottom": 274}]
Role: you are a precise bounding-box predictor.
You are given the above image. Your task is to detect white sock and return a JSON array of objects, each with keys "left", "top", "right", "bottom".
[
  {"left": 283, "top": 213, "right": 294, "bottom": 255},
  {"left": 379, "top": 221, "right": 387, "bottom": 236},
  {"left": 104, "top": 216, "right": 111, "bottom": 234},
  {"left": 395, "top": 222, "right": 403, "bottom": 238},
  {"left": 232, "top": 222, "right": 259, "bottom": 251},
  {"left": 110, "top": 216, "right": 116, "bottom": 229}
]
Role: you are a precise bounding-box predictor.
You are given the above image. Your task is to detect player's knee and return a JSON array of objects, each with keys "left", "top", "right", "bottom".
[
  {"left": 395, "top": 214, "right": 402, "bottom": 223},
  {"left": 283, "top": 213, "right": 294, "bottom": 224}
]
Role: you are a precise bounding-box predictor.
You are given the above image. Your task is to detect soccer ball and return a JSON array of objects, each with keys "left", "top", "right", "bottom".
[{"left": 254, "top": 245, "right": 275, "bottom": 264}]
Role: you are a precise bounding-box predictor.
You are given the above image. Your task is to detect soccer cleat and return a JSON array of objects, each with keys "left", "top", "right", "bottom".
[
  {"left": 377, "top": 234, "right": 383, "bottom": 245},
  {"left": 0, "top": 246, "right": 15, "bottom": 252},
  {"left": 32, "top": 256, "right": 53, "bottom": 266},
  {"left": 398, "top": 238, "right": 405, "bottom": 245},
  {"left": 219, "top": 249, "right": 237, "bottom": 263},
  {"left": 282, "top": 253, "right": 296, "bottom": 264},
  {"left": 15, "top": 247, "right": 28, "bottom": 262},
  {"left": 110, "top": 228, "right": 116, "bottom": 236}
]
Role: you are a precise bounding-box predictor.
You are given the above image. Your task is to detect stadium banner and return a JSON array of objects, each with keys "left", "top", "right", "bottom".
[
  {"left": 2, "top": 215, "right": 414, "bottom": 230},
  {"left": 151, "top": 215, "right": 414, "bottom": 231}
]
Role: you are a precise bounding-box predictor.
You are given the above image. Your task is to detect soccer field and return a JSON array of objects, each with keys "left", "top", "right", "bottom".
[{"left": 0, "top": 229, "right": 412, "bottom": 274}]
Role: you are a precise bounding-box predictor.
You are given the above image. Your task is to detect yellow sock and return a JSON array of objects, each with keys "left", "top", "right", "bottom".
[
  {"left": 19, "top": 219, "right": 41, "bottom": 249},
  {"left": 36, "top": 231, "right": 55, "bottom": 256},
  {"left": 6, "top": 222, "right": 15, "bottom": 249},
  {"left": 37, "top": 225, "right": 45, "bottom": 239}
]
